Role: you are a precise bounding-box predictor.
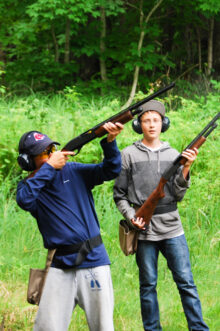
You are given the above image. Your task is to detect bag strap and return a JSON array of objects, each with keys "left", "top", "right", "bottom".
[
  {"left": 32, "top": 249, "right": 56, "bottom": 305},
  {"left": 45, "top": 249, "right": 56, "bottom": 271}
]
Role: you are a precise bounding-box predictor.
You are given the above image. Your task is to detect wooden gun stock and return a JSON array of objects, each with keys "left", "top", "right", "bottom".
[
  {"left": 94, "top": 111, "right": 134, "bottom": 137},
  {"left": 135, "top": 177, "right": 167, "bottom": 226},
  {"left": 180, "top": 136, "right": 206, "bottom": 166}
]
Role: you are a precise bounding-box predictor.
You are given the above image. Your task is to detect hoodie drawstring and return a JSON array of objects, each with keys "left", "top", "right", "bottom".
[{"left": 157, "top": 150, "right": 160, "bottom": 173}]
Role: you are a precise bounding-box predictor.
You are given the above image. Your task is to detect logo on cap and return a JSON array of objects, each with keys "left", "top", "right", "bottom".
[{"left": 34, "top": 133, "right": 45, "bottom": 141}]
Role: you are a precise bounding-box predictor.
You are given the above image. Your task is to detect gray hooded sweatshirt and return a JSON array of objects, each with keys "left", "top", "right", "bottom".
[{"left": 113, "top": 140, "right": 190, "bottom": 241}]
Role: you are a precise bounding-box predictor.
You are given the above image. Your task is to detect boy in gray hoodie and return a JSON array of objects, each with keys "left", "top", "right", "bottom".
[{"left": 113, "top": 100, "right": 209, "bottom": 331}]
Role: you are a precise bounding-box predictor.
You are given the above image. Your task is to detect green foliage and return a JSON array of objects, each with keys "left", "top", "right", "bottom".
[
  {"left": 211, "top": 79, "right": 220, "bottom": 91},
  {"left": 1, "top": 0, "right": 219, "bottom": 92},
  {"left": 198, "top": 0, "right": 220, "bottom": 15},
  {"left": 63, "top": 85, "right": 82, "bottom": 104}
]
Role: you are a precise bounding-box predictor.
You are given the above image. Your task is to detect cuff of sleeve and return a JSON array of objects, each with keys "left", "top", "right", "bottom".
[
  {"left": 176, "top": 167, "right": 191, "bottom": 187},
  {"left": 116, "top": 200, "right": 136, "bottom": 223},
  {"left": 125, "top": 208, "right": 136, "bottom": 223},
  {"left": 100, "top": 137, "right": 118, "bottom": 156},
  {"left": 100, "top": 137, "right": 117, "bottom": 146}
]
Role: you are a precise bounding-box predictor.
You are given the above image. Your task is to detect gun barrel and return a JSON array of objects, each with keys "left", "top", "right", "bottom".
[
  {"left": 165, "top": 112, "right": 219, "bottom": 177},
  {"left": 62, "top": 82, "right": 175, "bottom": 152},
  {"left": 185, "top": 112, "right": 220, "bottom": 150},
  {"left": 91, "top": 82, "right": 176, "bottom": 131},
  {"left": 203, "top": 123, "right": 218, "bottom": 138},
  {"left": 129, "top": 82, "right": 175, "bottom": 114}
]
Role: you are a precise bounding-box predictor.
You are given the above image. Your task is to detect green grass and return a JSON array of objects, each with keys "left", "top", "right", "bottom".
[{"left": 0, "top": 89, "right": 219, "bottom": 330}]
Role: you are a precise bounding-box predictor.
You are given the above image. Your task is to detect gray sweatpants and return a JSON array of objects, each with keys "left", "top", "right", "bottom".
[{"left": 34, "top": 265, "right": 114, "bottom": 331}]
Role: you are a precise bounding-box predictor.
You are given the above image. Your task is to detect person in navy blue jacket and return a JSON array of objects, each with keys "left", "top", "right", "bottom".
[{"left": 16, "top": 122, "right": 123, "bottom": 331}]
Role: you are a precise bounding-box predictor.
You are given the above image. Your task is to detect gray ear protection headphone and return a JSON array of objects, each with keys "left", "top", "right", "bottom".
[
  {"left": 132, "top": 108, "right": 170, "bottom": 134},
  {"left": 17, "top": 131, "right": 39, "bottom": 171}
]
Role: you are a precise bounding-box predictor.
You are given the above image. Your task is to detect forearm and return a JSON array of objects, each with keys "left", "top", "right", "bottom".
[
  {"left": 115, "top": 199, "right": 136, "bottom": 222},
  {"left": 100, "top": 138, "right": 121, "bottom": 179},
  {"left": 173, "top": 166, "right": 190, "bottom": 201},
  {"left": 181, "top": 147, "right": 198, "bottom": 179},
  {"left": 182, "top": 164, "right": 190, "bottom": 179}
]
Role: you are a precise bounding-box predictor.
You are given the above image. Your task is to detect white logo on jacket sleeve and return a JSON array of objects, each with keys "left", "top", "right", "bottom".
[{"left": 63, "top": 180, "right": 70, "bottom": 183}]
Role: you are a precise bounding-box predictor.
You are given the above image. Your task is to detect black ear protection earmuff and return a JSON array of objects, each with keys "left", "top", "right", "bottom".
[
  {"left": 17, "top": 131, "right": 39, "bottom": 171},
  {"left": 132, "top": 108, "right": 170, "bottom": 134}
]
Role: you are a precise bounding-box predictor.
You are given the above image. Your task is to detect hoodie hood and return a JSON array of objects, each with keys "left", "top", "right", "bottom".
[
  {"left": 133, "top": 140, "right": 171, "bottom": 173},
  {"left": 134, "top": 140, "right": 171, "bottom": 153}
]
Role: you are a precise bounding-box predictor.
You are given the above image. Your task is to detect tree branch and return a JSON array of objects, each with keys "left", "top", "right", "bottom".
[{"left": 122, "top": 0, "right": 164, "bottom": 109}]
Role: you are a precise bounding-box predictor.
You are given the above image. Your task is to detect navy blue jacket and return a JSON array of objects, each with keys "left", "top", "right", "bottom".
[{"left": 16, "top": 138, "right": 121, "bottom": 268}]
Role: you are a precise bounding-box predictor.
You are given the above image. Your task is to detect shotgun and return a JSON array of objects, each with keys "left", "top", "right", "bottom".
[
  {"left": 135, "top": 112, "right": 220, "bottom": 226},
  {"left": 62, "top": 82, "right": 175, "bottom": 153}
]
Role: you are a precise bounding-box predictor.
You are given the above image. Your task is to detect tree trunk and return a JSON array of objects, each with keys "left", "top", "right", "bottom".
[
  {"left": 196, "top": 27, "right": 202, "bottom": 72},
  {"left": 207, "top": 17, "right": 214, "bottom": 76},
  {"left": 0, "top": 44, "right": 6, "bottom": 86},
  {"left": 64, "top": 18, "right": 71, "bottom": 64},
  {"left": 213, "top": 20, "right": 220, "bottom": 74},
  {"left": 122, "top": 0, "right": 164, "bottom": 109},
  {"left": 100, "top": 6, "right": 107, "bottom": 81},
  {"left": 51, "top": 26, "right": 59, "bottom": 62},
  {"left": 185, "top": 26, "right": 191, "bottom": 66},
  {"left": 0, "top": 48, "right": 4, "bottom": 62}
]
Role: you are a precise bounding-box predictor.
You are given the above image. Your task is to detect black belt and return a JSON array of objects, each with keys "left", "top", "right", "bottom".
[
  {"left": 134, "top": 202, "right": 177, "bottom": 216},
  {"left": 54, "top": 234, "right": 102, "bottom": 266},
  {"left": 153, "top": 202, "right": 177, "bottom": 215}
]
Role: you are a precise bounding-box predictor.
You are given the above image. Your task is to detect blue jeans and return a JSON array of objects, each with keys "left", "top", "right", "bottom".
[{"left": 136, "top": 235, "right": 209, "bottom": 331}]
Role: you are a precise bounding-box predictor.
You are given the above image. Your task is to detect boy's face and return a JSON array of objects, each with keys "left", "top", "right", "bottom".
[{"left": 140, "top": 111, "right": 162, "bottom": 141}]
